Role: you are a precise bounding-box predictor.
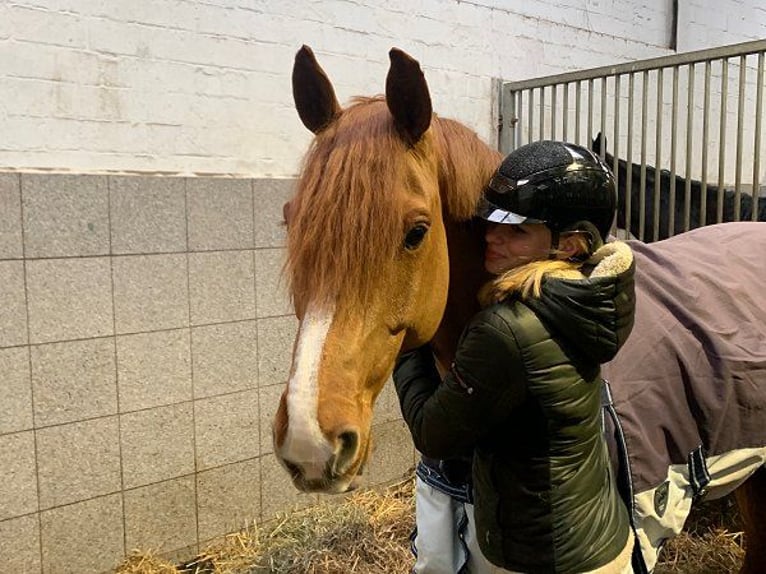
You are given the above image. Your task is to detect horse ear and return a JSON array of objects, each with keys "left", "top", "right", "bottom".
[
  {"left": 592, "top": 132, "right": 606, "bottom": 154},
  {"left": 292, "top": 45, "right": 341, "bottom": 134},
  {"left": 386, "top": 48, "right": 432, "bottom": 145}
]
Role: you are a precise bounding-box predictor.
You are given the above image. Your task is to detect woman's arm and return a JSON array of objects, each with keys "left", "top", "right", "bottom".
[{"left": 394, "top": 311, "right": 526, "bottom": 458}]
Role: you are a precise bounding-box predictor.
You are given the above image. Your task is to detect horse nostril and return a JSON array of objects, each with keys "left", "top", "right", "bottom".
[
  {"left": 339, "top": 430, "right": 358, "bottom": 452},
  {"left": 282, "top": 459, "right": 302, "bottom": 480},
  {"left": 333, "top": 430, "right": 360, "bottom": 477}
]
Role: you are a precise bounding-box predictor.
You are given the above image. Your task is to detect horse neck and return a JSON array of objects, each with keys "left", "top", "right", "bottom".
[
  {"left": 430, "top": 219, "right": 489, "bottom": 370},
  {"left": 429, "top": 118, "right": 501, "bottom": 368}
]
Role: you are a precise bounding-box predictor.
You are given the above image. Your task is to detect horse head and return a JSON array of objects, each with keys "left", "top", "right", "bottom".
[{"left": 273, "top": 46, "right": 496, "bottom": 493}]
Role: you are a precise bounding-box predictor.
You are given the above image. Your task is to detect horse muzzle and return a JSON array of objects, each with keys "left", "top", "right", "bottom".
[{"left": 274, "top": 424, "right": 368, "bottom": 494}]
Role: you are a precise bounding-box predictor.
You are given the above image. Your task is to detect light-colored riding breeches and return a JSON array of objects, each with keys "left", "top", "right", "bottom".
[{"left": 412, "top": 475, "right": 495, "bottom": 574}]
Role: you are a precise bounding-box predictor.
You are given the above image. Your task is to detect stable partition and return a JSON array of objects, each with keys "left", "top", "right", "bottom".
[{"left": 499, "top": 39, "right": 766, "bottom": 241}]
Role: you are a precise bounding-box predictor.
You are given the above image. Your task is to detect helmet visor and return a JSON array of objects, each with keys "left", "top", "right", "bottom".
[{"left": 475, "top": 195, "right": 546, "bottom": 225}]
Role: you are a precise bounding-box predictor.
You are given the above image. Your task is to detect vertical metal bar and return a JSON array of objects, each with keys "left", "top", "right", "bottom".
[
  {"left": 502, "top": 87, "right": 517, "bottom": 153},
  {"left": 513, "top": 90, "right": 524, "bottom": 149},
  {"left": 735, "top": 54, "right": 746, "bottom": 220},
  {"left": 600, "top": 77, "right": 608, "bottom": 160},
  {"left": 684, "top": 63, "right": 696, "bottom": 231},
  {"left": 625, "top": 73, "right": 635, "bottom": 239},
  {"left": 551, "top": 84, "right": 558, "bottom": 139},
  {"left": 518, "top": 89, "right": 524, "bottom": 150},
  {"left": 528, "top": 88, "right": 534, "bottom": 145},
  {"left": 653, "top": 68, "right": 664, "bottom": 241},
  {"left": 588, "top": 79, "right": 594, "bottom": 154},
  {"left": 613, "top": 75, "right": 621, "bottom": 205},
  {"left": 563, "top": 83, "right": 569, "bottom": 142},
  {"left": 640, "top": 70, "right": 649, "bottom": 241},
  {"left": 576, "top": 81, "right": 582, "bottom": 145},
  {"left": 669, "top": 66, "right": 679, "bottom": 238},
  {"left": 753, "top": 52, "right": 764, "bottom": 221},
  {"left": 717, "top": 59, "right": 728, "bottom": 223},
  {"left": 540, "top": 86, "right": 546, "bottom": 141},
  {"left": 700, "top": 60, "right": 711, "bottom": 226}
]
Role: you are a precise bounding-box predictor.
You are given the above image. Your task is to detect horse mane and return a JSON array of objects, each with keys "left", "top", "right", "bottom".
[
  {"left": 286, "top": 96, "right": 500, "bottom": 309},
  {"left": 432, "top": 117, "right": 502, "bottom": 220}
]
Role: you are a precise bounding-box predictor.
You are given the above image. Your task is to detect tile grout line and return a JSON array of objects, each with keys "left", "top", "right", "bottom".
[
  {"left": 106, "top": 174, "right": 129, "bottom": 560},
  {"left": 20, "top": 245, "right": 264, "bottom": 262},
  {"left": 251, "top": 178, "right": 265, "bottom": 525},
  {"left": 0, "top": 458, "right": 260, "bottom": 521},
  {"left": 20, "top": 402, "right": 194, "bottom": 432},
  {"left": 3, "top": 314, "right": 294, "bottom": 352},
  {"left": 184, "top": 176, "right": 202, "bottom": 555},
  {"left": 17, "top": 246, "right": 285, "bottom": 261},
  {"left": 18, "top": 173, "right": 45, "bottom": 574}
]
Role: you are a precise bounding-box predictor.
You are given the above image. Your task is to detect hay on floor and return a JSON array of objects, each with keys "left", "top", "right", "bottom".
[
  {"left": 115, "top": 478, "right": 415, "bottom": 574},
  {"left": 115, "top": 476, "right": 745, "bottom": 574},
  {"left": 654, "top": 495, "right": 744, "bottom": 574}
]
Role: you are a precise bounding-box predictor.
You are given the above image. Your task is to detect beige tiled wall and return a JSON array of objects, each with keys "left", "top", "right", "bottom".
[{"left": 0, "top": 173, "right": 416, "bottom": 574}]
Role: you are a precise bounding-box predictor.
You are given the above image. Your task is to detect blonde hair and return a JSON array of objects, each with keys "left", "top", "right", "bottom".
[{"left": 479, "top": 233, "right": 591, "bottom": 305}]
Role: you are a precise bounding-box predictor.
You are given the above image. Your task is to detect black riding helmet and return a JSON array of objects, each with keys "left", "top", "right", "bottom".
[{"left": 476, "top": 140, "right": 617, "bottom": 248}]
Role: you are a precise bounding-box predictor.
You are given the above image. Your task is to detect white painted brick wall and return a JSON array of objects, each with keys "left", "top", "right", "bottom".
[
  {"left": 680, "top": 0, "right": 765, "bottom": 50},
  {"left": 0, "top": 0, "right": 764, "bottom": 176}
]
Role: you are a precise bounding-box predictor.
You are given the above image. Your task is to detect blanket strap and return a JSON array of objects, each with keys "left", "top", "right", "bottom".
[
  {"left": 601, "top": 379, "right": 650, "bottom": 574},
  {"left": 688, "top": 445, "right": 711, "bottom": 501}
]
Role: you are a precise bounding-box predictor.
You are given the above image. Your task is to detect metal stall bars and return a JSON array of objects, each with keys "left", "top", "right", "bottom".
[{"left": 498, "top": 39, "right": 766, "bottom": 241}]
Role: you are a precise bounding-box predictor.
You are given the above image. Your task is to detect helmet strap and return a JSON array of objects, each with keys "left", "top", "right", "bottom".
[
  {"left": 548, "top": 229, "right": 560, "bottom": 259},
  {"left": 559, "top": 224, "right": 601, "bottom": 262}
]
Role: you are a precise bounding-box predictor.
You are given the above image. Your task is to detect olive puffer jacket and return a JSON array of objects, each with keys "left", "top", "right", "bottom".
[{"left": 394, "top": 241, "right": 636, "bottom": 574}]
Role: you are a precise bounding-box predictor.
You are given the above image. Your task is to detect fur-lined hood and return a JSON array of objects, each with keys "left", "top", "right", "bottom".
[{"left": 523, "top": 241, "right": 636, "bottom": 364}]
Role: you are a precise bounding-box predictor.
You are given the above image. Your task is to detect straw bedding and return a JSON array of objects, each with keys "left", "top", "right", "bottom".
[{"left": 114, "top": 474, "right": 743, "bottom": 574}]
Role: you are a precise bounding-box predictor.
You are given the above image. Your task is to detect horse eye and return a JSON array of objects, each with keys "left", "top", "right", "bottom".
[{"left": 404, "top": 224, "right": 429, "bottom": 250}]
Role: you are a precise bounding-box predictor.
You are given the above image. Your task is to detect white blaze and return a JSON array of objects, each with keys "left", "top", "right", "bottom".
[{"left": 281, "top": 304, "right": 335, "bottom": 479}]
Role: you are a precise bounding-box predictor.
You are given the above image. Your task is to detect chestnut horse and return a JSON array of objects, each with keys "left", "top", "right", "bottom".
[
  {"left": 273, "top": 46, "right": 499, "bottom": 494},
  {"left": 274, "top": 46, "right": 766, "bottom": 573}
]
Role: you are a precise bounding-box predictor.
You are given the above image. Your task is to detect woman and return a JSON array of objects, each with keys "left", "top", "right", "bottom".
[{"left": 394, "top": 140, "right": 636, "bottom": 574}]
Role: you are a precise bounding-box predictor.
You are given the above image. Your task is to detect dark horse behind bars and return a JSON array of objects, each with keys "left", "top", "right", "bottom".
[
  {"left": 592, "top": 133, "right": 766, "bottom": 241},
  {"left": 274, "top": 46, "right": 766, "bottom": 573}
]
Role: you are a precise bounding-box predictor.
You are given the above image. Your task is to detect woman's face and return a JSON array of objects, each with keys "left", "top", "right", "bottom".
[{"left": 484, "top": 222, "right": 553, "bottom": 275}]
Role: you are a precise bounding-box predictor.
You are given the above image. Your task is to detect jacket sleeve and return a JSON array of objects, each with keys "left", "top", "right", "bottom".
[{"left": 393, "top": 311, "right": 527, "bottom": 459}]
